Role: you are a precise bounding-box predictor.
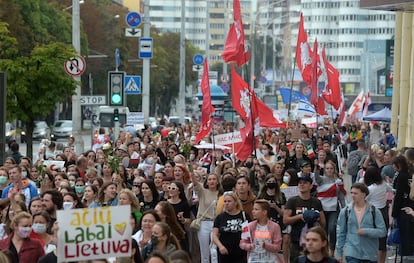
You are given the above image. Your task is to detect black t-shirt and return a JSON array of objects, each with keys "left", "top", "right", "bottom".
[
  {"left": 294, "top": 255, "right": 339, "bottom": 263},
  {"left": 213, "top": 211, "right": 248, "bottom": 258},
  {"left": 38, "top": 252, "right": 57, "bottom": 263},
  {"left": 139, "top": 197, "right": 159, "bottom": 213},
  {"left": 170, "top": 199, "right": 191, "bottom": 230},
  {"left": 285, "top": 196, "right": 323, "bottom": 242},
  {"left": 263, "top": 192, "right": 286, "bottom": 225}
]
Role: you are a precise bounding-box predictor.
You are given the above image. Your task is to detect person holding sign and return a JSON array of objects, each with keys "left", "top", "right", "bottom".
[
  {"left": 0, "top": 211, "right": 45, "bottom": 262},
  {"left": 89, "top": 182, "right": 119, "bottom": 208},
  {"left": 240, "top": 199, "right": 282, "bottom": 263},
  {"left": 141, "top": 222, "right": 181, "bottom": 260}
]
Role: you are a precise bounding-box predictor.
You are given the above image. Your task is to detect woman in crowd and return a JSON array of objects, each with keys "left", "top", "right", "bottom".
[
  {"left": 101, "top": 162, "right": 113, "bottom": 183},
  {"left": 139, "top": 180, "right": 160, "bottom": 212},
  {"left": 191, "top": 172, "right": 221, "bottom": 263},
  {"left": 213, "top": 191, "right": 248, "bottom": 263},
  {"left": 240, "top": 199, "right": 282, "bottom": 262},
  {"left": 133, "top": 210, "right": 161, "bottom": 251},
  {"left": 281, "top": 168, "right": 299, "bottom": 188},
  {"left": 141, "top": 222, "right": 181, "bottom": 260},
  {"left": 32, "top": 211, "right": 56, "bottom": 253},
  {"left": 166, "top": 181, "right": 191, "bottom": 250},
  {"left": 315, "top": 150, "right": 328, "bottom": 176},
  {"left": 63, "top": 192, "right": 84, "bottom": 209},
  {"left": 119, "top": 188, "right": 141, "bottom": 221},
  {"left": 154, "top": 201, "right": 186, "bottom": 251},
  {"left": 314, "top": 160, "right": 346, "bottom": 256},
  {"left": 82, "top": 184, "right": 98, "bottom": 207},
  {"left": 89, "top": 181, "right": 118, "bottom": 207},
  {"left": 74, "top": 177, "right": 86, "bottom": 199},
  {"left": 0, "top": 212, "right": 44, "bottom": 262},
  {"left": 287, "top": 142, "right": 314, "bottom": 172},
  {"left": 391, "top": 155, "right": 414, "bottom": 257},
  {"left": 154, "top": 171, "right": 165, "bottom": 194},
  {"left": 29, "top": 197, "right": 43, "bottom": 215},
  {"left": 364, "top": 166, "right": 392, "bottom": 263},
  {"left": 271, "top": 162, "right": 284, "bottom": 186},
  {"left": 258, "top": 144, "right": 277, "bottom": 168},
  {"left": 163, "top": 160, "right": 175, "bottom": 178}
]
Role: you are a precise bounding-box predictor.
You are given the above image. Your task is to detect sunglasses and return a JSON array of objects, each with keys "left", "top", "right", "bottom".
[
  {"left": 133, "top": 184, "right": 141, "bottom": 187},
  {"left": 168, "top": 186, "right": 178, "bottom": 191}
]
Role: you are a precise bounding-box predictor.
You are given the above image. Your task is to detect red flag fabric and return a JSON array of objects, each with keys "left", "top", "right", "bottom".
[
  {"left": 231, "top": 65, "right": 252, "bottom": 121},
  {"left": 195, "top": 59, "right": 215, "bottom": 143},
  {"left": 296, "top": 13, "right": 313, "bottom": 83},
  {"left": 254, "top": 94, "right": 286, "bottom": 128},
  {"left": 316, "top": 95, "right": 327, "bottom": 116},
  {"left": 222, "top": 0, "right": 249, "bottom": 67},
  {"left": 321, "top": 46, "right": 341, "bottom": 110}
]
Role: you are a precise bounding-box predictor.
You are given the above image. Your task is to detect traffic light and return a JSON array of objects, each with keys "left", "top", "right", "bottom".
[
  {"left": 113, "top": 108, "right": 119, "bottom": 122},
  {"left": 108, "top": 71, "right": 125, "bottom": 106}
]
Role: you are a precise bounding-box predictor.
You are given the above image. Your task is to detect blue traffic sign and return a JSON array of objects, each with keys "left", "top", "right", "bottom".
[
  {"left": 193, "top": 54, "right": 204, "bottom": 65},
  {"left": 139, "top": 38, "right": 153, "bottom": 59},
  {"left": 125, "top": 12, "right": 142, "bottom": 28},
  {"left": 124, "top": 75, "right": 141, "bottom": 94}
]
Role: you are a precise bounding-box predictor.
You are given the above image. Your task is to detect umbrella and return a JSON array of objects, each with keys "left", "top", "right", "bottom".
[
  {"left": 362, "top": 107, "right": 391, "bottom": 122},
  {"left": 195, "top": 143, "right": 231, "bottom": 150}
]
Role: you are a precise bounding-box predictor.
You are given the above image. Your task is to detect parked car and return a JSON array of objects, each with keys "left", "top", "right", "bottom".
[
  {"left": 51, "top": 120, "right": 73, "bottom": 140},
  {"left": 5, "top": 122, "right": 17, "bottom": 143}
]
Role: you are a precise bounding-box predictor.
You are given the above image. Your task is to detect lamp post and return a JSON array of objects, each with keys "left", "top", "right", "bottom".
[{"left": 71, "top": 0, "right": 84, "bottom": 154}]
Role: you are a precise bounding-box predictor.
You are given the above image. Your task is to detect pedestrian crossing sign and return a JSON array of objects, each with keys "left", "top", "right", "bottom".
[{"left": 124, "top": 75, "right": 141, "bottom": 94}]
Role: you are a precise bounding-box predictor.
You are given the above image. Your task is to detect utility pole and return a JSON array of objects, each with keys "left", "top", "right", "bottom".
[
  {"left": 142, "top": 0, "right": 151, "bottom": 123},
  {"left": 72, "top": 0, "right": 84, "bottom": 154},
  {"left": 178, "top": 0, "right": 186, "bottom": 124}
]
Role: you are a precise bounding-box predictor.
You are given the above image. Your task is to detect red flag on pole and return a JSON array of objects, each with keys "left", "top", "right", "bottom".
[
  {"left": 296, "top": 13, "right": 313, "bottom": 83},
  {"left": 321, "top": 46, "right": 341, "bottom": 110},
  {"left": 195, "top": 59, "right": 215, "bottom": 143},
  {"left": 231, "top": 65, "right": 252, "bottom": 121},
  {"left": 338, "top": 95, "right": 346, "bottom": 126},
  {"left": 347, "top": 91, "right": 365, "bottom": 118},
  {"left": 222, "top": 0, "right": 249, "bottom": 67}
]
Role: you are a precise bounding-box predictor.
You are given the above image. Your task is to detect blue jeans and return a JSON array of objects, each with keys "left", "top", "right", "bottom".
[
  {"left": 324, "top": 210, "right": 338, "bottom": 250},
  {"left": 345, "top": 256, "right": 376, "bottom": 263}
]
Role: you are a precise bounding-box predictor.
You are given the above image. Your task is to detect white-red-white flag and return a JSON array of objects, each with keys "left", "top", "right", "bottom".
[{"left": 347, "top": 91, "right": 365, "bottom": 118}]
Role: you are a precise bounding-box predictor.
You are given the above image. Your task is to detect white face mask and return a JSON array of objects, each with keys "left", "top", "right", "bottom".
[
  {"left": 21, "top": 171, "right": 27, "bottom": 179},
  {"left": 146, "top": 157, "right": 154, "bottom": 165},
  {"left": 283, "top": 176, "right": 290, "bottom": 184},
  {"left": 32, "top": 223, "right": 47, "bottom": 234},
  {"left": 63, "top": 202, "right": 73, "bottom": 210}
]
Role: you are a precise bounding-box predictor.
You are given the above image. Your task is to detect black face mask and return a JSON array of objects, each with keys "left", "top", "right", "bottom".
[
  {"left": 266, "top": 182, "right": 277, "bottom": 189},
  {"left": 151, "top": 235, "right": 159, "bottom": 246},
  {"left": 245, "top": 162, "right": 253, "bottom": 168}
]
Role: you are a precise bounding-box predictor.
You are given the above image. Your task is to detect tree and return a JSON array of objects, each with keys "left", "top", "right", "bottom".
[{"left": 0, "top": 22, "right": 77, "bottom": 160}]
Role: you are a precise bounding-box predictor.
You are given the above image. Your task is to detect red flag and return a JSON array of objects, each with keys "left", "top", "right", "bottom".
[
  {"left": 316, "top": 95, "right": 327, "bottom": 116},
  {"left": 231, "top": 65, "right": 251, "bottom": 121},
  {"left": 254, "top": 94, "right": 286, "bottom": 128},
  {"left": 321, "top": 46, "right": 341, "bottom": 110},
  {"left": 222, "top": 0, "right": 249, "bottom": 67},
  {"left": 195, "top": 59, "right": 215, "bottom": 143},
  {"left": 296, "top": 13, "right": 313, "bottom": 83}
]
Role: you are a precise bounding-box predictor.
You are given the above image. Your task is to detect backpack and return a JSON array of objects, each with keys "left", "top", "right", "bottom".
[
  {"left": 347, "top": 151, "right": 365, "bottom": 176},
  {"left": 344, "top": 205, "right": 376, "bottom": 228},
  {"left": 298, "top": 255, "right": 337, "bottom": 263}
]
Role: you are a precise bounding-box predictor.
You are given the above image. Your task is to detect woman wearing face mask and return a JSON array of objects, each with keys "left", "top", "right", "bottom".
[
  {"left": 281, "top": 168, "right": 299, "bottom": 188},
  {"left": 0, "top": 166, "right": 10, "bottom": 197},
  {"left": 63, "top": 192, "right": 84, "bottom": 209},
  {"left": 74, "top": 178, "right": 86, "bottom": 199},
  {"left": 141, "top": 222, "right": 181, "bottom": 260},
  {"left": 32, "top": 211, "right": 56, "bottom": 253},
  {"left": 0, "top": 211, "right": 45, "bottom": 262},
  {"left": 258, "top": 144, "right": 277, "bottom": 167}
]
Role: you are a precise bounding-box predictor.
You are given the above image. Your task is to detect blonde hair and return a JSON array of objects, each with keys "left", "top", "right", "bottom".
[
  {"left": 11, "top": 211, "right": 32, "bottom": 228},
  {"left": 222, "top": 191, "right": 243, "bottom": 212},
  {"left": 119, "top": 188, "right": 140, "bottom": 212}
]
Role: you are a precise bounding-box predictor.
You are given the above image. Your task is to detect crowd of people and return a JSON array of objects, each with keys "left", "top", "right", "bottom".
[{"left": 0, "top": 118, "right": 413, "bottom": 263}]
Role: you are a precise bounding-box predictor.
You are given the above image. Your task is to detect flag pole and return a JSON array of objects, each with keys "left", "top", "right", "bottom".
[
  {"left": 287, "top": 55, "right": 297, "bottom": 127},
  {"left": 243, "top": 62, "right": 257, "bottom": 158}
]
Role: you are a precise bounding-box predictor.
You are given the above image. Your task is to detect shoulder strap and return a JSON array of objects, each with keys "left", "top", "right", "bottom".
[
  {"left": 242, "top": 211, "right": 246, "bottom": 222},
  {"left": 371, "top": 205, "right": 376, "bottom": 228}
]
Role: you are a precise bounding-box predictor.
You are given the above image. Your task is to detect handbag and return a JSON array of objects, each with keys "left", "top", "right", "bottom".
[
  {"left": 387, "top": 220, "right": 400, "bottom": 246},
  {"left": 190, "top": 200, "right": 215, "bottom": 231}
]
